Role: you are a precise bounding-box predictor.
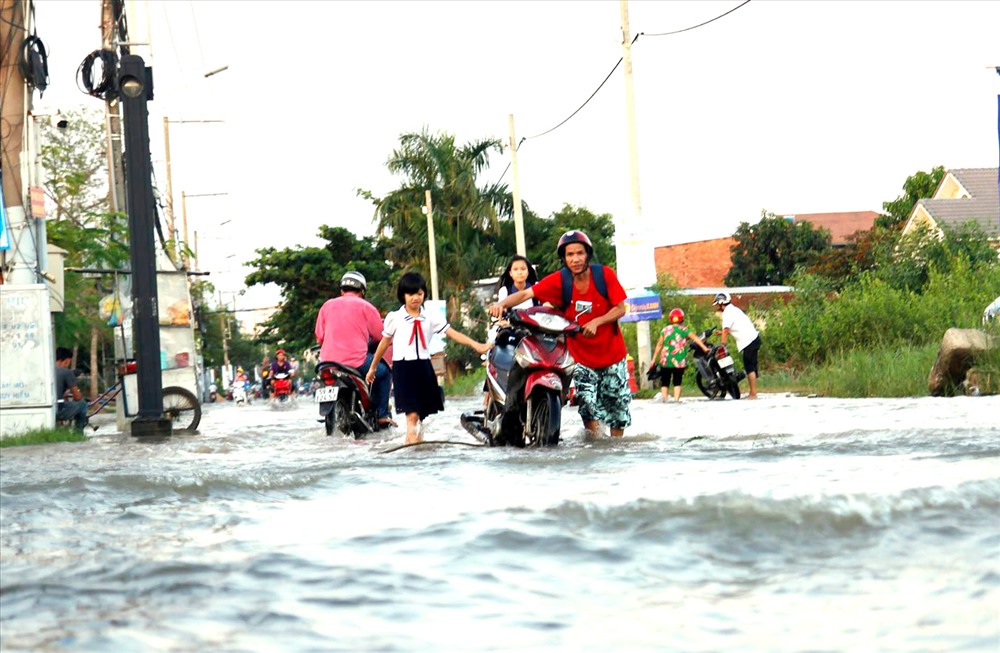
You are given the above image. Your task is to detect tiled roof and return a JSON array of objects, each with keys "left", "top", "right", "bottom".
[
  {"left": 920, "top": 167, "right": 999, "bottom": 235},
  {"left": 654, "top": 237, "right": 735, "bottom": 288},
  {"left": 783, "top": 211, "right": 880, "bottom": 245}
]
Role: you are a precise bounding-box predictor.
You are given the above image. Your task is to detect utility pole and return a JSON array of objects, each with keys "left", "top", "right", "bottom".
[
  {"left": 163, "top": 117, "right": 175, "bottom": 246},
  {"left": 423, "top": 190, "right": 439, "bottom": 300},
  {"left": 620, "top": 0, "right": 655, "bottom": 388},
  {"left": 101, "top": 0, "right": 127, "bottom": 216},
  {"left": 0, "top": 0, "right": 36, "bottom": 285},
  {"left": 508, "top": 115, "right": 526, "bottom": 256}
]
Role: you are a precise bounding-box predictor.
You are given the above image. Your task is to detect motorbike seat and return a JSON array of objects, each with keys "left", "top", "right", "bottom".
[
  {"left": 319, "top": 360, "right": 365, "bottom": 379},
  {"left": 490, "top": 343, "right": 517, "bottom": 389}
]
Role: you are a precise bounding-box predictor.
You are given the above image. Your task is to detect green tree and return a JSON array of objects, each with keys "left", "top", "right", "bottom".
[
  {"left": 493, "top": 204, "right": 617, "bottom": 279},
  {"left": 725, "top": 210, "right": 832, "bottom": 286},
  {"left": 244, "top": 226, "right": 395, "bottom": 353},
  {"left": 359, "top": 127, "right": 511, "bottom": 295},
  {"left": 877, "top": 165, "right": 945, "bottom": 229},
  {"left": 41, "top": 107, "right": 130, "bottom": 394}
]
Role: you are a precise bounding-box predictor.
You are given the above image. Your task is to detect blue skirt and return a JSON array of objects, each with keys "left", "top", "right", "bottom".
[{"left": 391, "top": 359, "right": 444, "bottom": 419}]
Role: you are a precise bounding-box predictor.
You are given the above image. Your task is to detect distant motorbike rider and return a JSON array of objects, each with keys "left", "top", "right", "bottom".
[
  {"left": 713, "top": 291, "right": 761, "bottom": 399},
  {"left": 269, "top": 349, "right": 295, "bottom": 399},
  {"left": 258, "top": 354, "right": 272, "bottom": 396},
  {"left": 314, "top": 271, "right": 393, "bottom": 427}
]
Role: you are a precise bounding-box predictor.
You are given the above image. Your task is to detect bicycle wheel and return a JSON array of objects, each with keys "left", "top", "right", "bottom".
[{"left": 163, "top": 386, "right": 201, "bottom": 432}]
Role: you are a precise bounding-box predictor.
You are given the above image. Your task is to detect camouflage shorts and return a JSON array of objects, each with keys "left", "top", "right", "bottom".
[{"left": 573, "top": 358, "right": 632, "bottom": 430}]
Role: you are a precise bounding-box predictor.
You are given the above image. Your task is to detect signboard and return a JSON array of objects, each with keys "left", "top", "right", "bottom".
[
  {"left": 621, "top": 290, "right": 662, "bottom": 324},
  {"left": 30, "top": 186, "right": 46, "bottom": 219},
  {"left": 0, "top": 184, "right": 9, "bottom": 250},
  {"left": 0, "top": 285, "right": 54, "bottom": 409}
]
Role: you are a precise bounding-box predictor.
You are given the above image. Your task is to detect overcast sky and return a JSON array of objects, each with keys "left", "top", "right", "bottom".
[{"left": 32, "top": 0, "right": 1000, "bottom": 309}]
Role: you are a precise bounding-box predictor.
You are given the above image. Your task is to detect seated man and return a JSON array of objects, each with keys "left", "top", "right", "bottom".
[{"left": 55, "top": 347, "right": 88, "bottom": 432}]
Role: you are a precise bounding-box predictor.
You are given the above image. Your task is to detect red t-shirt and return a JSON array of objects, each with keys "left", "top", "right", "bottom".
[{"left": 531, "top": 265, "right": 628, "bottom": 369}]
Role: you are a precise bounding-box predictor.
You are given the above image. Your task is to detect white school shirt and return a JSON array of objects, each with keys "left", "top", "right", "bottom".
[
  {"left": 721, "top": 304, "right": 760, "bottom": 352},
  {"left": 497, "top": 284, "right": 536, "bottom": 310},
  {"left": 382, "top": 305, "right": 450, "bottom": 361}
]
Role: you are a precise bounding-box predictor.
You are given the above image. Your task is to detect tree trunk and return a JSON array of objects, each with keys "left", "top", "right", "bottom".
[{"left": 91, "top": 327, "right": 100, "bottom": 400}]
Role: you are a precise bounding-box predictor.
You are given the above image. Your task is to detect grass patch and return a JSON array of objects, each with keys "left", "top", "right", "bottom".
[
  {"left": 444, "top": 341, "right": 970, "bottom": 399},
  {"left": 445, "top": 366, "right": 486, "bottom": 397},
  {"left": 0, "top": 426, "right": 88, "bottom": 448},
  {"left": 761, "top": 343, "right": 940, "bottom": 397}
]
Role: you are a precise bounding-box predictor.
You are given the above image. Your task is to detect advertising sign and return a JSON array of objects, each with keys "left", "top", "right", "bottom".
[{"left": 621, "top": 290, "right": 662, "bottom": 324}]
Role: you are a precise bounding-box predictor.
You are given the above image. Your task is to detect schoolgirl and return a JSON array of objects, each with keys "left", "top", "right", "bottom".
[{"left": 367, "top": 272, "right": 492, "bottom": 444}]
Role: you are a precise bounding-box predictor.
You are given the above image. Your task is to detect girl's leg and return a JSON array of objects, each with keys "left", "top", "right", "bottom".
[{"left": 405, "top": 412, "right": 421, "bottom": 444}]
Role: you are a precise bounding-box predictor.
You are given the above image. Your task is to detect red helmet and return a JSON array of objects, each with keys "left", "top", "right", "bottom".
[
  {"left": 556, "top": 230, "right": 594, "bottom": 262},
  {"left": 669, "top": 308, "right": 684, "bottom": 324}
]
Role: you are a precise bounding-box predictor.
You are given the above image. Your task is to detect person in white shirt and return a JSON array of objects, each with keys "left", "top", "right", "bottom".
[
  {"left": 713, "top": 291, "right": 762, "bottom": 399},
  {"left": 367, "top": 272, "right": 492, "bottom": 444}
]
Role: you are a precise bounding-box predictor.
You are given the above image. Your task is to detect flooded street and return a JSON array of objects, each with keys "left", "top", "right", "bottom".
[{"left": 2, "top": 393, "right": 998, "bottom": 652}]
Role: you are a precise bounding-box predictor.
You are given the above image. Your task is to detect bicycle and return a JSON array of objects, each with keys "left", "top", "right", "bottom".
[{"left": 82, "top": 360, "right": 202, "bottom": 432}]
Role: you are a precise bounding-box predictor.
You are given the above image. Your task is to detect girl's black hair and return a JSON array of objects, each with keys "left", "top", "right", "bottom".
[
  {"left": 397, "top": 271, "right": 428, "bottom": 304},
  {"left": 495, "top": 255, "right": 539, "bottom": 295}
]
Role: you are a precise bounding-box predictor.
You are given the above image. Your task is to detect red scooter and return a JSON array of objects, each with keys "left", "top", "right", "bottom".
[
  {"left": 462, "top": 306, "right": 581, "bottom": 447},
  {"left": 270, "top": 372, "right": 294, "bottom": 404}
]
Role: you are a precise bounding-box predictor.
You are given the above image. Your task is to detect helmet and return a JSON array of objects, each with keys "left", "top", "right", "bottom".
[
  {"left": 276, "top": 349, "right": 286, "bottom": 356},
  {"left": 668, "top": 308, "right": 685, "bottom": 324},
  {"left": 340, "top": 271, "right": 367, "bottom": 292},
  {"left": 236, "top": 367, "right": 244, "bottom": 374},
  {"left": 556, "top": 230, "right": 594, "bottom": 262},
  {"left": 713, "top": 292, "right": 731, "bottom": 306}
]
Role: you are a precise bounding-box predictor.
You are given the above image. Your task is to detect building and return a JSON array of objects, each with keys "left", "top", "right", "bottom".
[
  {"left": 901, "top": 167, "right": 1000, "bottom": 242},
  {"left": 781, "top": 211, "right": 880, "bottom": 247}
]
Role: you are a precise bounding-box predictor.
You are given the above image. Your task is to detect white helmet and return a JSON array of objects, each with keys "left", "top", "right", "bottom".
[
  {"left": 340, "top": 271, "right": 367, "bottom": 292},
  {"left": 712, "top": 291, "right": 731, "bottom": 306}
]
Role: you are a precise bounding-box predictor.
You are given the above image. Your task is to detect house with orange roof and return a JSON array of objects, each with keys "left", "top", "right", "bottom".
[{"left": 780, "top": 211, "right": 880, "bottom": 246}]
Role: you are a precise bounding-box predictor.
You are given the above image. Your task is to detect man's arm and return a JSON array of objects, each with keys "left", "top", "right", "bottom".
[
  {"left": 581, "top": 302, "right": 626, "bottom": 337},
  {"left": 488, "top": 288, "right": 536, "bottom": 318}
]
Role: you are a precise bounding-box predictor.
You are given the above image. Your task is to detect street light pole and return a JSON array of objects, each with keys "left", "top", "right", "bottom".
[{"left": 119, "top": 53, "right": 171, "bottom": 436}]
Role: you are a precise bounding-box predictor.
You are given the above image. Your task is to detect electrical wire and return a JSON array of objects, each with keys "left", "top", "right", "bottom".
[
  {"left": 640, "top": 0, "right": 752, "bottom": 37},
  {"left": 523, "top": 36, "right": 636, "bottom": 141}
]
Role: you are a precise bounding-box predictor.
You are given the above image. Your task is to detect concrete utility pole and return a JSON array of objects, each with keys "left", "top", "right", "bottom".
[
  {"left": 508, "top": 115, "right": 526, "bottom": 256},
  {"left": 101, "top": 0, "right": 127, "bottom": 215},
  {"left": 1, "top": 0, "right": 35, "bottom": 285},
  {"left": 620, "top": 0, "right": 655, "bottom": 389},
  {"left": 163, "top": 117, "right": 176, "bottom": 245},
  {"left": 423, "top": 190, "right": 439, "bottom": 300}
]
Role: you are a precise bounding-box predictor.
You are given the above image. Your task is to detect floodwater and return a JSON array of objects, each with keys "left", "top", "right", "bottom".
[{"left": 1, "top": 392, "right": 998, "bottom": 652}]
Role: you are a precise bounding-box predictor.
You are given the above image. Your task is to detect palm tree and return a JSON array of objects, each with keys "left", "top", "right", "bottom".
[{"left": 364, "top": 128, "right": 513, "bottom": 295}]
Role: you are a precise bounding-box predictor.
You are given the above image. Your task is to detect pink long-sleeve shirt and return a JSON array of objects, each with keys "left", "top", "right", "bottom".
[{"left": 314, "top": 294, "right": 385, "bottom": 368}]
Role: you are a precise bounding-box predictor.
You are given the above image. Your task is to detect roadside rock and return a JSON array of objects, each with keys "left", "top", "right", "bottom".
[{"left": 928, "top": 328, "right": 998, "bottom": 396}]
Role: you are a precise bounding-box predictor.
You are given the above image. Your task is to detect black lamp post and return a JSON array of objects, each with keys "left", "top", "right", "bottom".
[{"left": 119, "top": 53, "right": 172, "bottom": 437}]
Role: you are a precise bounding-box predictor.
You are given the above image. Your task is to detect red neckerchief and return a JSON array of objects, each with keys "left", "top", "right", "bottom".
[{"left": 409, "top": 319, "right": 427, "bottom": 355}]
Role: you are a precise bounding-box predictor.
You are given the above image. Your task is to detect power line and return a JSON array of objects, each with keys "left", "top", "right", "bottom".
[
  {"left": 520, "top": 1, "right": 753, "bottom": 143},
  {"left": 523, "top": 35, "right": 635, "bottom": 142},
  {"left": 640, "top": 0, "right": 752, "bottom": 37}
]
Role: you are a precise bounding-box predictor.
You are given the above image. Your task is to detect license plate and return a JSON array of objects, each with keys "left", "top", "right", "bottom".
[
  {"left": 718, "top": 355, "right": 734, "bottom": 368},
  {"left": 315, "top": 386, "right": 339, "bottom": 402}
]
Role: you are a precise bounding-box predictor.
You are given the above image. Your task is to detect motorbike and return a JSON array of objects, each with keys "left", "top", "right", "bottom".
[
  {"left": 461, "top": 305, "right": 581, "bottom": 447},
  {"left": 207, "top": 383, "right": 218, "bottom": 403},
  {"left": 315, "top": 360, "right": 387, "bottom": 438},
  {"left": 691, "top": 326, "right": 745, "bottom": 400},
  {"left": 270, "top": 372, "right": 294, "bottom": 404},
  {"left": 231, "top": 380, "right": 249, "bottom": 405}
]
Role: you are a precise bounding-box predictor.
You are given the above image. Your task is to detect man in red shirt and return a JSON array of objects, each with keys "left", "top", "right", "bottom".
[
  {"left": 315, "top": 271, "right": 393, "bottom": 426},
  {"left": 488, "top": 230, "right": 631, "bottom": 437}
]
